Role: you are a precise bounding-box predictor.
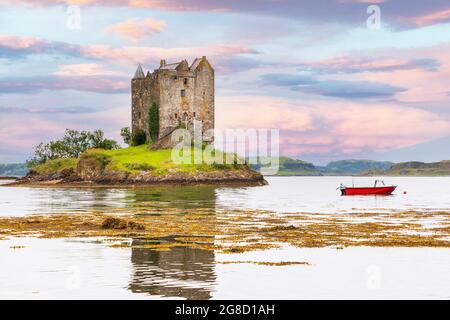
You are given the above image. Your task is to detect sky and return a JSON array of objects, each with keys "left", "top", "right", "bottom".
[{"left": 1, "top": 0, "right": 450, "bottom": 164}]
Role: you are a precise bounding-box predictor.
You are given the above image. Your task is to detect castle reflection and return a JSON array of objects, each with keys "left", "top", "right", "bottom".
[
  {"left": 127, "top": 185, "right": 218, "bottom": 299},
  {"left": 128, "top": 239, "right": 216, "bottom": 300}
]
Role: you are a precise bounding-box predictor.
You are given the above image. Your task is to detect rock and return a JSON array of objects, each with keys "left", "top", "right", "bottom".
[
  {"left": 101, "top": 217, "right": 127, "bottom": 229},
  {"left": 128, "top": 221, "right": 146, "bottom": 230},
  {"left": 76, "top": 153, "right": 111, "bottom": 181},
  {"left": 101, "top": 217, "right": 145, "bottom": 230}
]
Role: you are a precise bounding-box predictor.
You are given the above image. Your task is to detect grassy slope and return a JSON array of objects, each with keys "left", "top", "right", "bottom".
[
  {"left": 33, "top": 158, "right": 78, "bottom": 174},
  {"left": 34, "top": 144, "right": 244, "bottom": 175}
]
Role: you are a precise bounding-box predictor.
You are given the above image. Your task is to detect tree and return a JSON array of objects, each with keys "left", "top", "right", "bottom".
[
  {"left": 131, "top": 129, "right": 147, "bottom": 146},
  {"left": 148, "top": 102, "right": 159, "bottom": 143},
  {"left": 89, "top": 130, "right": 119, "bottom": 150},
  {"left": 120, "top": 127, "right": 131, "bottom": 145},
  {"left": 27, "top": 129, "right": 120, "bottom": 167}
]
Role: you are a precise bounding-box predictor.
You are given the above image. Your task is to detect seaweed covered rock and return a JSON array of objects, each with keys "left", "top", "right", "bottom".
[
  {"left": 76, "top": 151, "right": 112, "bottom": 181},
  {"left": 101, "top": 217, "right": 145, "bottom": 230}
]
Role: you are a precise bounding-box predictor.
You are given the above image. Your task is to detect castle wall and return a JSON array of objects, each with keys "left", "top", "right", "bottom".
[
  {"left": 193, "top": 63, "right": 215, "bottom": 140},
  {"left": 157, "top": 70, "right": 195, "bottom": 138},
  {"left": 131, "top": 75, "right": 159, "bottom": 138}
]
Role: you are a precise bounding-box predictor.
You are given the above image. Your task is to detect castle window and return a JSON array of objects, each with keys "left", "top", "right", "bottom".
[
  {"left": 184, "top": 78, "right": 188, "bottom": 85},
  {"left": 138, "top": 111, "right": 141, "bottom": 119},
  {"left": 193, "top": 112, "right": 196, "bottom": 118},
  {"left": 174, "top": 113, "right": 178, "bottom": 119},
  {"left": 181, "top": 89, "right": 186, "bottom": 97}
]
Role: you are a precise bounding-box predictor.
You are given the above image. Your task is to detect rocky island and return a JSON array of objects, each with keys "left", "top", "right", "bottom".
[
  {"left": 12, "top": 145, "right": 266, "bottom": 187},
  {"left": 9, "top": 58, "right": 267, "bottom": 187}
]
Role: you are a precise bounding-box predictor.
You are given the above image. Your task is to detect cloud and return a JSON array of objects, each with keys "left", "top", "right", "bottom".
[
  {"left": 213, "top": 56, "right": 262, "bottom": 74},
  {"left": 398, "top": 8, "right": 450, "bottom": 27},
  {"left": 0, "top": 35, "right": 81, "bottom": 59},
  {"left": 0, "top": 75, "right": 129, "bottom": 94},
  {"left": 0, "top": 105, "right": 99, "bottom": 114},
  {"left": 260, "top": 74, "right": 316, "bottom": 86},
  {"left": 216, "top": 95, "right": 450, "bottom": 159},
  {"left": 294, "top": 80, "right": 406, "bottom": 99},
  {"left": 297, "top": 57, "right": 441, "bottom": 74},
  {"left": 106, "top": 18, "right": 166, "bottom": 41},
  {"left": 260, "top": 73, "right": 406, "bottom": 99},
  {"left": 3, "top": 0, "right": 450, "bottom": 28},
  {"left": 53, "top": 64, "right": 127, "bottom": 76},
  {"left": 81, "top": 43, "right": 259, "bottom": 66},
  {"left": 0, "top": 34, "right": 259, "bottom": 70}
]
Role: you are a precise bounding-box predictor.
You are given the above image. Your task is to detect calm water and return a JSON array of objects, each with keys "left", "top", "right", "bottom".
[
  {"left": 1, "top": 176, "right": 449, "bottom": 299},
  {"left": 2, "top": 176, "right": 450, "bottom": 216}
]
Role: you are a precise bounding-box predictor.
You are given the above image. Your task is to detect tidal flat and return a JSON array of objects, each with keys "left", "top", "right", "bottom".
[{"left": 1, "top": 209, "right": 449, "bottom": 252}]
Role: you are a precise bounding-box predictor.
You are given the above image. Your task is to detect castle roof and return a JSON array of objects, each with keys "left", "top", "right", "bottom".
[
  {"left": 159, "top": 61, "right": 182, "bottom": 70},
  {"left": 190, "top": 58, "right": 202, "bottom": 70},
  {"left": 133, "top": 64, "right": 145, "bottom": 79}
]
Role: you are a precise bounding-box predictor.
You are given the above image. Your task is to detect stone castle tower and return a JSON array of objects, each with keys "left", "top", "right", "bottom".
[{"left": 131, "top": 56, "right": 215, "bottom": 148}]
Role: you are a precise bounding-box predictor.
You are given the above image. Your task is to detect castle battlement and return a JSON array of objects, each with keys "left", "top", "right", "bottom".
[{"left": 131, "top": 57, "right": 215, "bottom": 148}]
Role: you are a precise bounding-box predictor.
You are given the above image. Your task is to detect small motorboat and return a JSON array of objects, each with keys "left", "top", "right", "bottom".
[{"left": 339, "top": 180, "right": 396, "bottom": 196}]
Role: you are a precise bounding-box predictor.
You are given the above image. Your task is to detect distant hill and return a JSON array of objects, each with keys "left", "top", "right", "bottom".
[
  {"left": 251, "top": 157, "right": 394, "bottom": 176},
  {"left": 362, "top": 160, "right": 450, "bottom": 176},
  {"left": 322, "top": 159, "right": 394, "bottom": 175},
  {"left": 0, "top": 163, "right": 28, "bottom": 177},
  {"left": 251, "top": 157, "right": 322, "bottom": 176},
  {"left": 276, "top": 157, "right": 322, "bottom": 176}
]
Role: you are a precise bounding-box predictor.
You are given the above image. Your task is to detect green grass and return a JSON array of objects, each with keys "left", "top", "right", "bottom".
[
  {"left": 82, "top": 144, "right": 244, "bottom": 175},
  {"left": 33, "top": 158, "right": 78, "bottom": 174},
  {"left": 31, "top": 144, "right": 248, "bottom": 176}
]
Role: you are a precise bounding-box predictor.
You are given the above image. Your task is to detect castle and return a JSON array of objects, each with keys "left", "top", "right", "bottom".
[{"left": 131, "top": 56, "right": 215, "bottom": 148}]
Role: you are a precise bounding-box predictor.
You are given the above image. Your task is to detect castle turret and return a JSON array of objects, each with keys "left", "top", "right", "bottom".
[{"left": 133, "top": 64, "right": 145, "bottom": 79}]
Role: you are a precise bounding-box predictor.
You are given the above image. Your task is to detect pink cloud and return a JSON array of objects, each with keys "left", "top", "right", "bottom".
[
  {"left": 216, "top": 95, "right": 450, "bottom": 157},
  {"left": 81, "top": 43, "right": 258, "bottom": 66},
  {"left": 106, "top": 18, "right": 166, "bottom": 41},
  {"left": 398, "top": 8, "right": 450, "bottom": 27},
  {"left": 0, "top": 35, "right": 44, "bottom": 49},
  {"left": 53, "top": 63, "right": 127, "bottom": 76},
  {"left": 0, "top": 34, "right": 258, "bottom": 73}
]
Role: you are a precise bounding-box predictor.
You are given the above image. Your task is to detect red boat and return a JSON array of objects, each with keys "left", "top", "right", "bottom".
[{"left": 339, "top": 180, "right": 396, "bottom": 196}]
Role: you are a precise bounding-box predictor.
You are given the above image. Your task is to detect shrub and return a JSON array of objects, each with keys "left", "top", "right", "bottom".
[
  {"left": 148, "top": 102, "right": 159, "bottom": 142},
  {"left": 211, "top": 162, "right": 228, "bottom": 170},
  {"left": 131, "top": 129, "right": 147, "bottom": 146},
  {"left": 124, "top": 163, "right": 155, "bottom": 171},
  {"left": 79, "top": 151, "right": 112, "bottom": 168},
  {"left": 120, "top": 127, "right": 131, "bottom": 145}
]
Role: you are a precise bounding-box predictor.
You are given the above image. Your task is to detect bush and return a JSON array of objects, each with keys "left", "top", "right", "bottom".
[
  {"left": 211, "top": 162, "right": 228, "bottom": 170},
  {"left": 124, "top": 163, "right": 155, "bottom": 171},
  {"left": 79, "top": 151, "right": 112, "bottom": 168},
  {"left": 131, "top": 129, "right": 147, "bottom": 146},
  {"left": 120, "top": 127, "right": 131, "bottom": 145},
  {"left": 148, "top": 102, "right": 159, "bottom": 142}
]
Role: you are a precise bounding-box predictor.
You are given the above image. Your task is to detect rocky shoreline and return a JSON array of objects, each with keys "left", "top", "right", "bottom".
[{"left": 9, "top": 164, "right": 267, "bottom": 187}]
